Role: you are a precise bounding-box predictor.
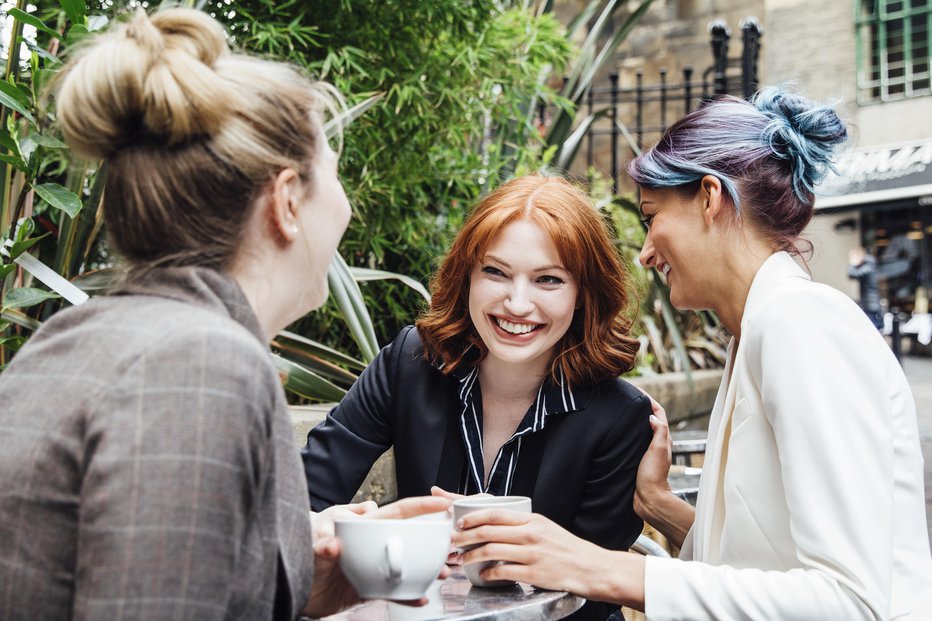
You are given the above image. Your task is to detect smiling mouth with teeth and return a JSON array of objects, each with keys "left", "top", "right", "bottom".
[
  {"left": 494, "top": 317, "right": 541, "bottom": 335},
  {"left": 661, "top": 264, "right": 671, "bottom": 280}
]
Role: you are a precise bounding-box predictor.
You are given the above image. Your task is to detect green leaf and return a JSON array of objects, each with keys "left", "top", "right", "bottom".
[
  {"left": 0, "top": 153, "right": 28, "bottom": 173},
  {"left": 18, "top": 134, "right": 38, "bottom": 164},
  {"left": 348, "top": 267, "right": 431, "bottom": 302},
  {"left": 271, "top": 354, "right": 347, "bottom": 402},
  {"left": 8, "top": 8, "right": 60, "bottom": 39},
  {"left": 324, "top": 93, "right": 383, "bottom": 140},
  {"left": 274, "top": 330, "right": 365, "bottom": 371},
  {"left": 0, "top": 127, "right": 20, "bottom": 154},
  {"left": 34, "top": 183, "right": 82, "bottom": 218},
  {"left": 0, "top": 309, "right": 42, "bottom": 330},
  {"left": 23, "top": 39, "right": 59, "bottom": 63},
  {"left": 554, "top": 108, "right": 610, "bottom": 170},
  {"left": 14, "top": 218, "right": 35, "bottom": 243},
  {"left": 59, "top": 0, "right": 86, "bottom": 26},
  {"left": 65, "top": 23, "right": 89, "bottom": 47},
  {"left": 0, "top": 80, "right": 35, "bottom": 124},
  {"left": 29, "top": 134, "right": 68, "bottom": 149},
  {"left": 2, "top": 287, "right": 60, "bottom": 310},
  {"left": 0, "top": 263, "right": 15, "bottom": 279},
  {"left": 71, "top": 268, "right": 118, "bottom": 292},
  {"left": 9, "top": 233, "right": 49, "bottom": 259},
  {"left": 327, "top": 253, "right": 379, "bottom": 362}
]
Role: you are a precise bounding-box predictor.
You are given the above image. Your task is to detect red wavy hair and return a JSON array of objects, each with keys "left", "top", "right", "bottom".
[{"left": 416, "top": 174, "right": 640, "bottom": 388}]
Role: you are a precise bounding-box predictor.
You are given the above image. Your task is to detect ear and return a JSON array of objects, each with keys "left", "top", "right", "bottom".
[
  {"left": 699, "top": 175, "right": 725, "bottom": 227},
  {"left": 269, "top": 167, "right": 302, "bottom": 242}
]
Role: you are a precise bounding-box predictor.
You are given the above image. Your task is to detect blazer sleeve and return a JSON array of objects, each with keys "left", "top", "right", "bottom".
[
  {"left": 74, "top": 328, "right": 275, "bottom": 619},
  {"left": 571, "top": 390, "right": 653, "bottom": 552},
  {"left": 302, "top": 326, "right": 413, "bottom": 510},
  {"left": 645, "top": 290, "right": 894, "bottom": 620}
]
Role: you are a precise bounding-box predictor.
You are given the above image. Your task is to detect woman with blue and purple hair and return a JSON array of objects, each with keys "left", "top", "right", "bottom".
[{"left": 452, "top": 87, "right": 932, "bottom": 619}]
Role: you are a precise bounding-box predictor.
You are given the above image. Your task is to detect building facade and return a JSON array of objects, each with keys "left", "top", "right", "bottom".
[{"left": 563, "top": 0, "right": 932, "bottom": 317}]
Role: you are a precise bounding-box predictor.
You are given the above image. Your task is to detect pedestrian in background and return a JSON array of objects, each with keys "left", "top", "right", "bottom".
[{"left": 849, "top": 245, "right": 884, "bottom": 329}]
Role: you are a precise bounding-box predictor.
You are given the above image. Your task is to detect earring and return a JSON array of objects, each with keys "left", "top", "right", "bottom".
[{"left": 291, "top": 225, "right": 299, "bottom": 234}]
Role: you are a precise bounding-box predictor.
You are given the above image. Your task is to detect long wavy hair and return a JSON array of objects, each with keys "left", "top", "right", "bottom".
[{"left": 416, "top": 175, "right": 640, "bottom": 388}]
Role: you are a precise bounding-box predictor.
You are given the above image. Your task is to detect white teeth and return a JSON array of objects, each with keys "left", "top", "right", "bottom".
[
  {"left": 661, "top": 264, "right": 671, "bottom": 279},
  {"left": 496, "top": 318, "right": 537, "bottom": 334}
]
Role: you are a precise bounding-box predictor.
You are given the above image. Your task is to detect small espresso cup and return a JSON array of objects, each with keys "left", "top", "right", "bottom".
[
  {"left": 334, "top": 512, "right": 452, "bottom": 600},
  {"left": 452, "top": 495, "right": 532, "bottom": 587}
]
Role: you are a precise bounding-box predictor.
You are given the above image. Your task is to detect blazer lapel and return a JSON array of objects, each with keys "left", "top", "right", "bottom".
[
  {"left": 693, "top": 337, "right": 741, "bottom": 563},
  {"left": 431, "top": 411, "right": 465, "bottom": 493},
  {"left": 691, "top": 252, "right": 808, "bottom": 562}
]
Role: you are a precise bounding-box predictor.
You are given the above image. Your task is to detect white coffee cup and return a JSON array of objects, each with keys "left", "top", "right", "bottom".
[
  {"left": 452, "top": 495, "right": 532, "bottom": 587},
  {"left": 334, "top": 512, "right": 452, "bottom": 600}
]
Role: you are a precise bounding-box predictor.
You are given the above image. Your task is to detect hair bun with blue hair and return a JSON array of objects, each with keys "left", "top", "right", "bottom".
[{"left": 754, "top": 86, "right": 848, "bottom": 202}]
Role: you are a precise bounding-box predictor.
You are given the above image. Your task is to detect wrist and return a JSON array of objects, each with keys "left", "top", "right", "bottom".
[
  {"left": 635, "top": 486, "right": 672, "bottom": 523},
  {"left": 587, "top": 550, "right": 644, "bottom": 609}
]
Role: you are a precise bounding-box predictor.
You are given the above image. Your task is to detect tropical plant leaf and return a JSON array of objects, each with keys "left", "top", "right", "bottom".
[
  {"left": 273, "top": 343, "right": 359, "bottom": 386},
  {"left": 328, "top": 253, "right": 379, "bottom": 362},
  {"left": 9, "top": 233, "right": 49, "bottom": 259},
  {"left": 0, "top": 153, "right": 28, "bottom": 173},
  {"left": 0, "top": 263, "right": 15, "bottom": 279},
  {"left": 8, "top": 8, "right": 60, "bottom": 39},
  {"left": 274, "top": 330, "right": 365, "bottom": 371},
  {"left": 271, "top": 353, "right": 347, "bottom": 402},
  {"left": 655, "top": 277, "right": 694, "bottom": 386},
  {"left": 59, "top": 0, "right": 86, "bottom": 26},
  {"left": 0, "top": 309, "right": 41, "bottom": 330},
  {"left": 2, "top": 287, "right": 60, "bottom": 310},
  {"left": 0, "top": 127, "right": 20, "bottom": 155},
  {"left": 579, "top": 0, "right": 656, "bottom": 97},
  {"left": 349, "top": 267, "right": 431, "bottom": 302},
  {"left": 71, "top": 268, "right": 118, "bottom": 292},
  {"left": 23, "top": 40, "right": 59, "bottom": 63},
  {"left": 34, "top": 183, "right": 82, "bottom": 218},
  {"left": 554, "top": 108, "right": 611, "bottom": 170},
  {"left": 28, "top": 134, "right": 68, "bottom": 149},
  {"left": 0, "top": 80, "right": 35, "bottom": 124},
  {"left": 324, "top": 93, "right": 383, "bottom": 140}
]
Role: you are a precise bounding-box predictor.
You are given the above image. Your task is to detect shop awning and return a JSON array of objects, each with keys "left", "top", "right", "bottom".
[{"left": 815, "top": 139, "right": 932, "bottom": 210}]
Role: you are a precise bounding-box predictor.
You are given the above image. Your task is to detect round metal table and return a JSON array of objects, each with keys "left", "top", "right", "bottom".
[{"left": 315, "top": 566, "right": 584, "bottom": 621}]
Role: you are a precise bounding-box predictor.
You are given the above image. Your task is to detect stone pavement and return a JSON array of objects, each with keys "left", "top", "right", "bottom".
[{"left": 902, "top": 356, "right": 932, "bottom": 546}]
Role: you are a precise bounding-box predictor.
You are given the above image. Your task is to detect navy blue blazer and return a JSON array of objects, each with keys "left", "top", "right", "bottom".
[{"left": 302, "top": 326, "right": 652, "bottom": 621}]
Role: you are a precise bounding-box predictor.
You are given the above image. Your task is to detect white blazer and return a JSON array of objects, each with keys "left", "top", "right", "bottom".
[{"left": 644, "top": 252, "right": 932, "bottom": 620}]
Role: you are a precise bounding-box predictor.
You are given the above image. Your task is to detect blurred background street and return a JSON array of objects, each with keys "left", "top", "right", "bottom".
[{"left": 903, "top": 356, "right": 932, "bottom": 547}]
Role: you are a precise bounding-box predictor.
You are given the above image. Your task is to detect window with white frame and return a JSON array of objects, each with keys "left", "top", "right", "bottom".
[{"left": 857, "top": 0, "right": 932, "bottom": 102}]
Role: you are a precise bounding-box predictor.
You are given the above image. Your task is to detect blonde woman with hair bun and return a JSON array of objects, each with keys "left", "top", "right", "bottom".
[{"left": 0, "top": 7, "right": 448, "bottom": 620}]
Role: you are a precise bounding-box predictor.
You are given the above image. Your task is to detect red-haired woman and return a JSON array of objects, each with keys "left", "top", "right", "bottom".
[{"left": 302, "top": 174, "right": 652, "bottom": 621}]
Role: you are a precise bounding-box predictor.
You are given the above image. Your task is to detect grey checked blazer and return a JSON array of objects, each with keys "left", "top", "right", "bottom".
[{"left": 0, "top": 267, "right": 313, "bottom": 620}]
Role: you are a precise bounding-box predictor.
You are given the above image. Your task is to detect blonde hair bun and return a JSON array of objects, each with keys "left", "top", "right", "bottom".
[{"left": 55, "top": 8, "right": 239, "bottom": 159}]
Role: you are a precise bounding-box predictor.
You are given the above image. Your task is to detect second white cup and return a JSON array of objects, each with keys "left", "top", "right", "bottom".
[{"left": 452, "top": 495, "right": 532, "bottom": 587}]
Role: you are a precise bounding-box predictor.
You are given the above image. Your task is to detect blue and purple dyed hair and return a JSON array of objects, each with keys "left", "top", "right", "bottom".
[{"left": 627, "top": 87, "right": 848, "bottom": 251}]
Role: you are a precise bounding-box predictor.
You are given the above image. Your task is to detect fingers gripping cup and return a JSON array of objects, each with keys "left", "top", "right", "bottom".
[
  {"left": 334, "top": 513, "right": 452, "bottom": 600},
  {"left": 452, "top": 496, "right": 532, "bottom": 587}
]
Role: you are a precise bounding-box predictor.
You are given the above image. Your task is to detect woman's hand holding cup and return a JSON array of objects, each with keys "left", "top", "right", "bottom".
[{"left": 304, "top": 496, "right": 452, "bottom": 618}]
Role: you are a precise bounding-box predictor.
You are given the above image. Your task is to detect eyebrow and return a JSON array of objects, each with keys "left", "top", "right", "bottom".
[{"left": 485, "top": 254, "right": 568, "bottom": 273}]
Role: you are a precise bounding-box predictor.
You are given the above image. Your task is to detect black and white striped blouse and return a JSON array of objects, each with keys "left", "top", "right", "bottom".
[{"left": 450, "top": 364, "right": 584, "bottom": 495}]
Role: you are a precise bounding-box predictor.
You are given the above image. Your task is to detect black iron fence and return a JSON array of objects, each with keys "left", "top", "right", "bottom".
[{"left": 552, "top": 17, "right": 763, "bottom": 192}]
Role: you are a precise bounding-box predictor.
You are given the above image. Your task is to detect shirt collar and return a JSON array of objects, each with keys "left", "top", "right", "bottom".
[{"left": 453, "top": 362, "right": 592, "bottom": 421}]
